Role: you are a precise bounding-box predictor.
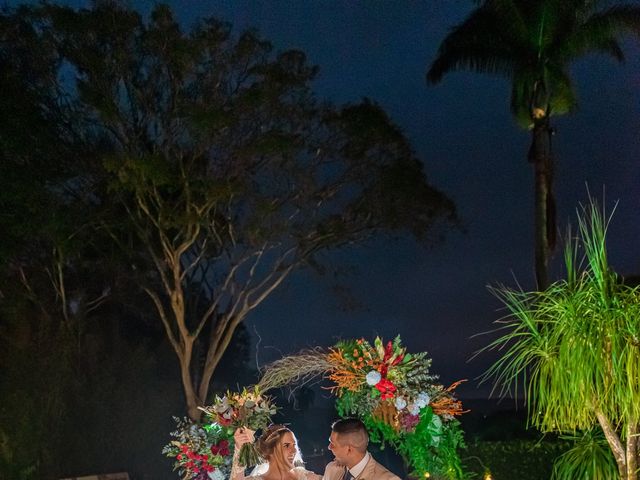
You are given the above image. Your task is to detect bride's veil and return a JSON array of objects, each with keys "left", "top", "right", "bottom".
[{"left": 250, "top": 462, "right": 270, "bottom": 476}]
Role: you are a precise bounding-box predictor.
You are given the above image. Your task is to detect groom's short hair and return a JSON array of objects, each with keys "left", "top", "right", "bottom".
[{"left": 331, "top": 418, "right": 369, "bottom": 452}]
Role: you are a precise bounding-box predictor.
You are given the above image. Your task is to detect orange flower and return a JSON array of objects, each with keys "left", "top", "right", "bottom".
[
  {"left": 430, "top": 380, "right": 469, "bottom": 417},
  {"left": 327, "top": 348, "right": 363, "bottom": 393}
]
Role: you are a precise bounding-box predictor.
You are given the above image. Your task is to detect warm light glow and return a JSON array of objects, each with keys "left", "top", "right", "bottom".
[
  {"left": 532, "top": 107, "right": 546, "bottom": 119},
  {"left": 483, "top": 473, "right": 493, "bottom": 480},
  {"left": 423, "top": 473, "right": 430, "bottom": 478}
]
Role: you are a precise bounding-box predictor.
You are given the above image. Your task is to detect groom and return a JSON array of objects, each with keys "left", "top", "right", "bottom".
[{"left": 324, "top": 418, "right": 401, "bottom": 480}]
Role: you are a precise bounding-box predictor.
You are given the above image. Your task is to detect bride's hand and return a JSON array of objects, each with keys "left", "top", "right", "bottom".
[{"left": 234, "top": 427, "right": 255, "bottom": 448}]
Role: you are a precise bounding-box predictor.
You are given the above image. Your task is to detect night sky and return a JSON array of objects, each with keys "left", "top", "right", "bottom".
[{"left": 28, "top": 0, "right": 640, "bottom": 397}]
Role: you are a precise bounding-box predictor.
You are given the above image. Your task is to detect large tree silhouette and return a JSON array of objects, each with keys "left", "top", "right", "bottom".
[
  {"left": 12, "top": 3, "right": 457, "bottom": 420},
  {"left": 427, "top": 0, "right": 640, "bottom": 289}
]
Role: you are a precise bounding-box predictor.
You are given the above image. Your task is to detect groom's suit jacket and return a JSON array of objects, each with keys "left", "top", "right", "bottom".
[{"left": 323, "top": 456, "right": 401, "bottom": 480}]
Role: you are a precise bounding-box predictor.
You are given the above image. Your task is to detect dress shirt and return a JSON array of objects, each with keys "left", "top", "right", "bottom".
[{"left": 349, "top": 452, "right": 371, "bottom": 479}]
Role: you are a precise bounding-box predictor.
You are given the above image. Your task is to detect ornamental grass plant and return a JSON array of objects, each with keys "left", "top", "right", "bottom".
[{"left": 480, "top": 199, "right": 640, "bottom": 480}]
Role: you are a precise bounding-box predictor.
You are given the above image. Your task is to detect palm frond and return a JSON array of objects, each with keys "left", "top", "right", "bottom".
[
  {"left": 543, "top": 65, "right": 578, "bottom": 116},
  {"left": 555, "top": 5, "right": 640, "bottom": 62},
  {"left": 427, "top": 6, "right": 522, "bottom": 84}
]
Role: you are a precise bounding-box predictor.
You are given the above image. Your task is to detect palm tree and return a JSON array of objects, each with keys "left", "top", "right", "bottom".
[{"left": 427, "top": 0, "right": 640, "bottom": 289}]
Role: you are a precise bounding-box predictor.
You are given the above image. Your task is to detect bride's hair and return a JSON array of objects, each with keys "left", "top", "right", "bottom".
[{"left": 256, "top": 424, "right": 303, "bottom": 471}]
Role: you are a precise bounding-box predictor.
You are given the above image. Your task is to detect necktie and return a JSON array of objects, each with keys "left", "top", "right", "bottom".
[{"left": 342, "top": 469, "right": 354, "bottom": 480}]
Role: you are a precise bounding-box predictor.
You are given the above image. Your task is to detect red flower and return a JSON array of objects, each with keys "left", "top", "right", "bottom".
[
  {"left": 383, "top": 341, "right": 393, "bottom": 362},
  {"left": 217, "top": 415, "right": 232, "bottom": 426},
  {"left": 391, "top": 353, "right": 404, "bottom": 366},
  {"left": 378, "top": 364, "right": 388, "bottom": 378},
  {"left": 177, "top": 453, "right": 184, "bottom": 461},
  {"left": 211, "top": 439, "right": 231, "bottom": 456},
  {"left": 375, "top": 378, "right": 396, "bottom": 399}
]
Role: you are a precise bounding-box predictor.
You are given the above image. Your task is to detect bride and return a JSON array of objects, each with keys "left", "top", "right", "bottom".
[{"left": 232, "top": 424, "right": 321, "bottom": 480}]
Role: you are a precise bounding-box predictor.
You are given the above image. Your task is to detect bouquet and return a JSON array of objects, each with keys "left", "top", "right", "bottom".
[
  {"left": 163, "top": 417, "right": 233, "bottom": 480},
  {"left": 200, "top": 386, "right": 276, "bottom": 467}
]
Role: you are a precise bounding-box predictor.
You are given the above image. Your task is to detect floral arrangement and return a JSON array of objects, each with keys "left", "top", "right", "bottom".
[
  {"left": 199, "top": 386, "right": 276, "bottom": 467},
  {"left": 258, "top": 336, "right": 468, "bottom": 479},
  {"left": 330, "top": 337, "right": 467, "bottom": 479},
  {"left": 162, "top": 417, "right": 233, "bottom": 480}
]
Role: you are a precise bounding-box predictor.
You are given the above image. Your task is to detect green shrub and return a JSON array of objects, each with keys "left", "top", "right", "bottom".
[{"left": 463, "top": 440, "right": 569, "bottom": 480}]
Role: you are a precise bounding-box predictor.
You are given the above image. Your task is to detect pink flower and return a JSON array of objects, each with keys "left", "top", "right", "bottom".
[{"left": 400, "top": 413, "right": 420, "bottom": 432}]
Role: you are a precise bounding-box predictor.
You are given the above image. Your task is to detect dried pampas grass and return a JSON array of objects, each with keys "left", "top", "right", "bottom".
[{"left": 257, "top": 348, "right": 332, "bottom": 392}]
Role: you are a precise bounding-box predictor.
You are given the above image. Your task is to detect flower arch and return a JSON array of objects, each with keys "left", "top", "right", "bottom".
[
  {"left": 164, "top": 336, "right": 468, "bottom": 480},
  {"left": 257, "top": 336, "right": 468, "bottom": 479}
]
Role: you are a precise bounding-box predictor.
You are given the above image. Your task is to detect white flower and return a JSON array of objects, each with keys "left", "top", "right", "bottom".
[
  {"left": 208, "top": 469, "right": 225, "bottom": 480},
  {"left": 408, "top": 403, "right": 420, "bottom": 415},
  {"left": 214, "top": 397, "right": 229, "bottom": 413},
  {"left": 365, "top": 370, "right": 382, "bottom": 386},
  {"left": 415, "top": 392, "right": 430, "bottom": 408},
  {"left": 394, "top": 397, "right": 407, "bottom": 410}
]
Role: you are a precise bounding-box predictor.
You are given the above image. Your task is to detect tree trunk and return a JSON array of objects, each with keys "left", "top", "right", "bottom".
[
  {"left": 626, "top": 422, "right": 639, "bottom": 480},
  {"left": 197, "top": 310, "right": 248, "bottom": 410},
  {"left": 597, "top": 410, "right": 628, "bottom": 479},
  {"left": 528, "top": 119, "right": 555, "bottom": 290},
  {"left": 178, "top": 339, "right": 203, "bottom": 421}
]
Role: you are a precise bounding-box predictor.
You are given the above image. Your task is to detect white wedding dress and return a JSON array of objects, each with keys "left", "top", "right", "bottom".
[{"left": 246, "top": 464, "right": 321, "bottom": 480}]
